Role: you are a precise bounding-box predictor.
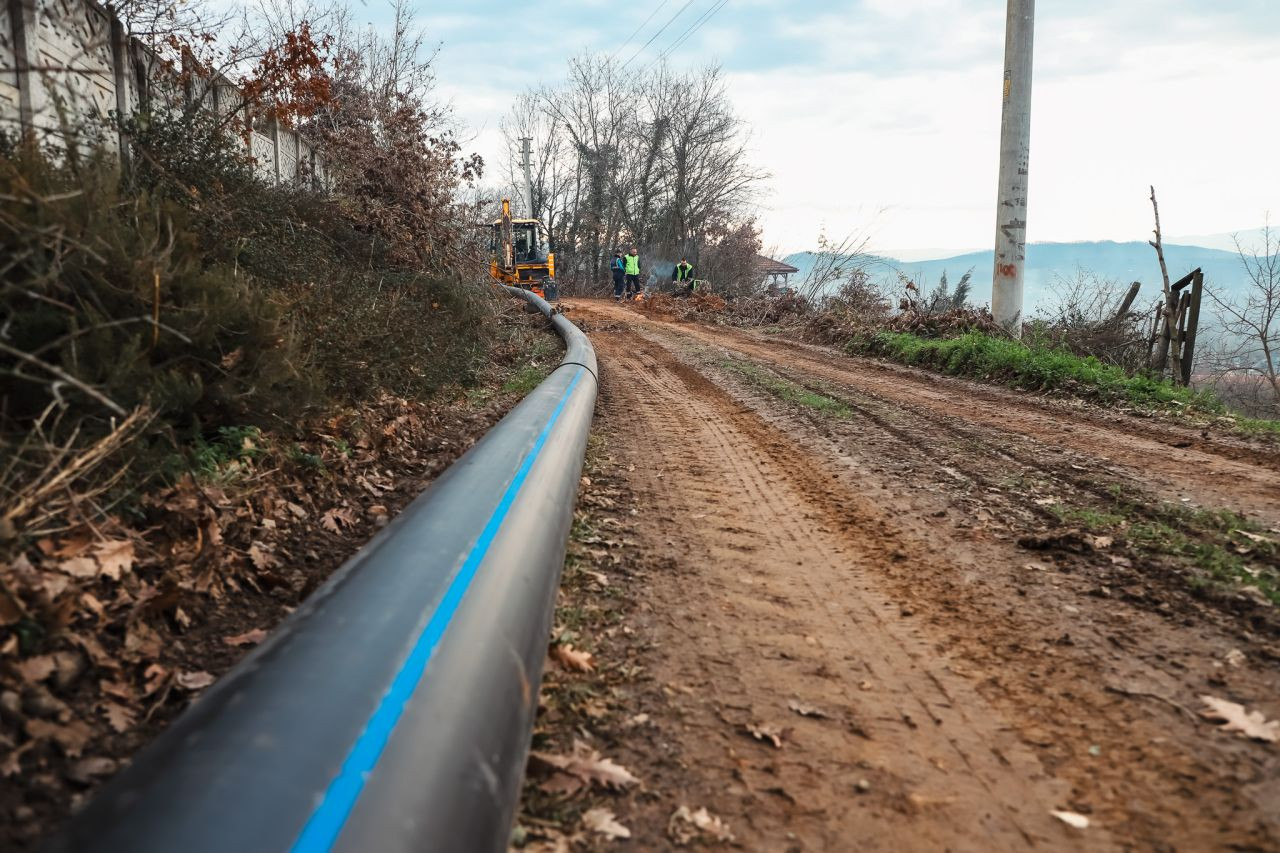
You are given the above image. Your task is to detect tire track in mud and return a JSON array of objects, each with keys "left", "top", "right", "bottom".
[
  {"left": 643, "top": 314, "right": 1280, "bottom": 522},
  {"left": 574, "top": 301, "right": 1280, "bottom": 851},
  {"left": 593, "top": 328, "right": 1091, "bottom": 850}
]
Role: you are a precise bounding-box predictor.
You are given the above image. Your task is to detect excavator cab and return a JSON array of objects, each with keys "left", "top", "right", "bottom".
[{"left": 488, "top": 199, "right": 557, "bottom": 301}]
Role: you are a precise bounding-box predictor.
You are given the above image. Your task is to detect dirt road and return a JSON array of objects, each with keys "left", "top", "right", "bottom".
[{"left": 539, "top": 300, "right": 1280, "bottom": 851}]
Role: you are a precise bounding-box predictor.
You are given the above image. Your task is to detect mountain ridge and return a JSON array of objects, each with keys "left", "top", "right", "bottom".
[{"left": 783, "top": 239, "right": 1259, "bottom": 312}]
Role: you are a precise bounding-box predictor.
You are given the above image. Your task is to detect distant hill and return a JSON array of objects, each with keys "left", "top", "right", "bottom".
[{"left": 783, "top": 240, "right": 1253, "bottom": 314}]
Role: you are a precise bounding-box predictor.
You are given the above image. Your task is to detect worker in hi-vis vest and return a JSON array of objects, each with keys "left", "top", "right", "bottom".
[
  {"left": 672, "top": 257, "right": 696, "bottom": 296},
  {"left": 624, "top": 248, "right": 641, "bottom": 297}
]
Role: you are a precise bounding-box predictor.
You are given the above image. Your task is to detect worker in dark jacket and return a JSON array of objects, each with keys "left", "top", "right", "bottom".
[
  {"left": 610, "top": 251, "right": 626, "bottom": 300},
  {"left": 672, "top": 257, "right": 696, "bottom": 296}
]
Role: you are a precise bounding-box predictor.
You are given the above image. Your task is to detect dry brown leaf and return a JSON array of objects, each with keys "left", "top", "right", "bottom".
[
  {"left": 14, "top": 655, "right": 57, "bottom": 683},
  {"left": 582, "top": 807, "right": 631, "bottom": 840},
  {"left": 788, "top": 700, "right": 830, "bottom": 719},
  {"left": 551, "top": 643, "right": 595, "bottom": 673},
  {"left": 142, "top": 663, "right": 170, "bottom": 696},
  {"left": 50, "top": 650, "right": 85, "bottom": 689},
  {"left": 67, "top": 756, "right": 119, "bottom": 784},
  {"left": 668, "top": 805, "right": 734, "bottom": 846},
  {"left": 520, "top": 827, "right": 573, "bottom": 853},
  {"left": 58, "top": 556, "right": 98, "bottom": 578},
  {"left": 42, "top": 573, "right": 71, "bottom": 601},
  {"left": 247, "top": 543, "right": 280, "bottom": 571},
  {"left": 74, "top": 633, "right": 116, "bottom": 671},
  {"left": 746, "top": 722, "right": 785, "bottom": 748},
  {"left": 529, "top": 740, "right": 639, "bottom": 792},
  {"left": 580, "top": 699, "right": 609, "bottom": 719},
  {"left": 1200, "top": 695, "right": 1280, "bottom": 742},
  {"left": 54, "top": 536, "right": 93, "bottom": 558},
  {"left": 81, "top": 592, "right": 106, "bottom": 619},
  {"left": 124, "top": 621, "right": 164, "bottom": 660},
  {"left": 25, "top": 717, "right": 92, "bottom": 757},
  {"left": 537, "top": 770, "right": 584, "bottom": 796},
  {"left": 99, "top": 680, "right": 136, "bottom": 701},
  {"left": 100, "top": 700, "right": 136, "bottom": 733},
  {"left": 321, "top": 507, "right": 358, "bottom": 533},
  {"left": 176, "top": 670, "right": 216, "bottom": 691},
  {"left": 93, "top": 539, "right": 135, "bottom": 580},
  {"left": 220, "top": 348, "right": 244, "bottom": 369},
  {"left": 223, "top": 629, "right": 268, "bottom": 647}
]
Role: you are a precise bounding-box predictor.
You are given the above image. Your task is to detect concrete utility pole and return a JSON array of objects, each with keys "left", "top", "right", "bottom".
[
  {"left": 991, "top": 0, "right": 1035, "bottom": 335},
  {"left": 519, "top": 136, "right": 535, "bottom": 218}
]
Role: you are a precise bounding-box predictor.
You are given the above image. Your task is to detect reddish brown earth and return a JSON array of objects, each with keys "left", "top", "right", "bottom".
[{"left": 519, "top": 300, "right": 1280, "bottom": 851}]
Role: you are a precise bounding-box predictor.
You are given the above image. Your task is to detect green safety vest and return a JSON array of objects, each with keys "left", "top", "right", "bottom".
[
  {"left": 624, "top": 254, "right": 640, "bottom": 275},
  {"left": 675, "top": 262, "right": 693, "bottom": 281}
]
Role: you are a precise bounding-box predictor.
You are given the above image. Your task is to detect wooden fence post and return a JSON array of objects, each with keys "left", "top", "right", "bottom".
[
  {"left": 1180, "top": 270, "right": 1204, "bottom": 386},
  {"left": 1114, "top": 281, "right": 1141, "bottom": 321}
]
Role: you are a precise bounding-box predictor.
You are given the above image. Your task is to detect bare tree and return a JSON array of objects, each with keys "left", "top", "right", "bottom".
[
  {"left": 1202, "top": 219, "right": 1280, "bottom": 414},
  {"left": 797, "top": 229, "right": 874, "bottom": 302},
  {"left": 1148, "top": 185, "right": 1178, "bottom": 374},
  {"left": 649, "top": 63, "right": 767, "bottom": 260},
  {"left": 1035, "top": 268, "right": 1150, "bottom": 371},
  {"left": 511, "top": 56, "right": 767, "bottom": 295},
  {"left": 500, "top": 93, "right": 573, "bottom": 256}
]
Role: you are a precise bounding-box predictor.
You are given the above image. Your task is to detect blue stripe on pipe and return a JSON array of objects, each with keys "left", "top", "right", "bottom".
[{"left": 289, "top": 367, "right": 586, "bottom": 853}]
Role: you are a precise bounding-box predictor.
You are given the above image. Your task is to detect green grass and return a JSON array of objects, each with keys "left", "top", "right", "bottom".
[
  {"left": 849, "top": 330, "right": 1229, "bottom": 413},
  {"left": 501, "top": 364, "right": 551, "bottom": 395},
  {"left": 467, "top": 361, "right": 555, "bottom": 407},
  {"left": 174, "top": 425, "right": 267, "bottom": 483},
  {"left": 1237, "top": 416, "right": 1280, "bottom": 438},
  {"left": 1050, "top": 490, "right": 1279, "bottom": 606},
  {"left": 721, "top": 358, "right": 852, "bottom": 418}
]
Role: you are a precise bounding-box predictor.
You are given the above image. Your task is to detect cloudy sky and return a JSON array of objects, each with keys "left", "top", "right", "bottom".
[{"left": 397, "top": 0, "right": 1279, "bottom": 257}]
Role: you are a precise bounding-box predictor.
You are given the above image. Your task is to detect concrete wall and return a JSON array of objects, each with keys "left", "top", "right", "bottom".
[{"left": 0, "top": 0, "right": 325, "bottom": 187}]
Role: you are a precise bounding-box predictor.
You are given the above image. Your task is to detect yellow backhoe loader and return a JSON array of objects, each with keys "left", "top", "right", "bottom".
[{"left": 488, "top": 198, "right": 557, "bottom": 301}]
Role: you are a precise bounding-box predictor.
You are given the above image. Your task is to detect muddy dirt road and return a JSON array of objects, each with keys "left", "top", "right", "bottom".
[{"left": 538, "top": 300, "right": 1280, "bottom": 851}]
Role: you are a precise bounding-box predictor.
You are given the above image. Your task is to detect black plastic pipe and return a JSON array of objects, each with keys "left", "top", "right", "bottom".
[{"left": 48, "top": 287, "right": 596, "bottom": 853}]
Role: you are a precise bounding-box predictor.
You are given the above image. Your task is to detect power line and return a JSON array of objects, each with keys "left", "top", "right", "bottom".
[
  {"left": 645, "top": 0, "right": 729, "bottom": 73},
  {"left": 620, "top": 0, "right": 698, "bottom": 69},
  {"left": 611, "top": 0, "right": 670, "bottom": 62},
  {"left": 666, "top": 0, "right": 728, "bottom": 56}
]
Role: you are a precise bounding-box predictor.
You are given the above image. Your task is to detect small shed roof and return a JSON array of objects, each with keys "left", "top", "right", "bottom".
[{"left": 756, "top": 255, "right": 799, "bottom": 275}]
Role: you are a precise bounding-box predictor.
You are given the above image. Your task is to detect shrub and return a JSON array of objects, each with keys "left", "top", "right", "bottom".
[
  {"left": 852, "top": 330, "right": 1223, "bottom": 412},
  {"left": 0, "top": 141, "right": 302, "bottom": 433},
  {"left": 1, "top": 114, "right": 495, "bottom": 540}
]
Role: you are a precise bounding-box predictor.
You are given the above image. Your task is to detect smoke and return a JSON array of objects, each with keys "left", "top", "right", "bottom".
[{"left": 648, "top": 257, "right": 677, "bottom": 290}]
